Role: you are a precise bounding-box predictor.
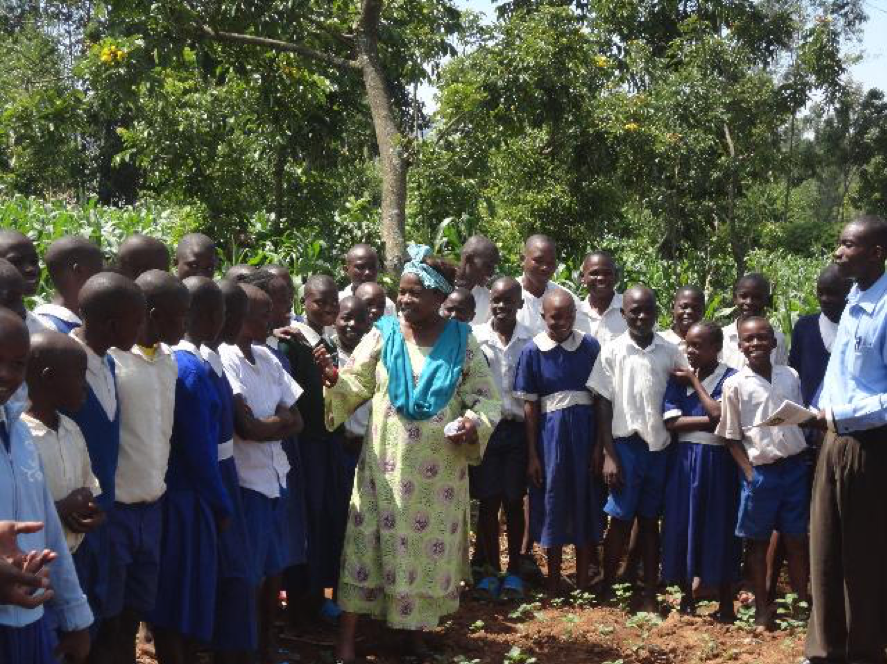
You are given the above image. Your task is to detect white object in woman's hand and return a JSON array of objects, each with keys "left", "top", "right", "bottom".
[{"left": 445, "top": 417, "right": 478, "bottom": 445}]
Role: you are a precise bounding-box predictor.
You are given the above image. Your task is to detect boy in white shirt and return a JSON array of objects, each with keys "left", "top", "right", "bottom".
[
  {"left": 471, "top": 277, "right": 533, "bottom": 598},
  {"left": 516, "top": 235, "right": 579, "bottom": 336},
  {"left": 660, "top": 285, "right": 705, "bottom": 356},
  {"left": 105, "top": 270, "right": 188, "bottom": 662},
  {"left": 576, "top": 251, "right": 627, "bottom": 347},
  {"left": 587, "top": 285, "right": 686, "bottom": 610},
  {"left": 339, "top": 244, "right": 396, "bottom": 317},
  {"left": 220, "top": 283, "right": 303, "bottom": 663},
  {"left": 22, "top": 332, "right": 103, "bottom": 558},
  {"left": 716, "top": 316, "right": 809, "bottom": 629},
  {"left": 721, "top": 273, "right": 788, "bottom": 369},
  {"left": 455, "top": 235, "right": 500, "bottom": 325}
]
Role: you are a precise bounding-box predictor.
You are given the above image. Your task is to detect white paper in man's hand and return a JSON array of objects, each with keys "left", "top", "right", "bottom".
[{"left": 753, "top": 400, "right": 817, "bottom": 427}]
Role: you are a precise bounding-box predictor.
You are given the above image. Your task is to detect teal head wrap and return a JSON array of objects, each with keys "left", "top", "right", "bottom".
[{"left": 401, "top": 244, "right": 454, "bottom": 294}]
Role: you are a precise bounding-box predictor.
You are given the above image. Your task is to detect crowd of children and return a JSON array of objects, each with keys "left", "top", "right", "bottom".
[{"left": 0, "top": 222, "right": 863, "bottom": 664}]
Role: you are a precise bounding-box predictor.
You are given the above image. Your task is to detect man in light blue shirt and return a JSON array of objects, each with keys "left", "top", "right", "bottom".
[
  {"left": 0, "top": 309, "right": 92, "bottom": 662},
  {"left": 807, "top": 215, "right": 887, "bottom": 664}
]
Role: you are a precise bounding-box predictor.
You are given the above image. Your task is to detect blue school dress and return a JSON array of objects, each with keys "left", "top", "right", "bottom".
[
  {"left": 63, "top": 355, "right": 120, "bottom": 625},
  {"left": 203, "top": 345, "right": 258, "bottom": 652},
  {"left": 789, "top": 313, "right": 831, "bottom": 407},
  {"left": 514, "top": 331, "right": 603, "bottom": 547},
  {"left": 149, "top": 344, "right": 233, "bottom": 642},
  {"left": 661, "top": 364, "right": 742, "bottom": 587}
]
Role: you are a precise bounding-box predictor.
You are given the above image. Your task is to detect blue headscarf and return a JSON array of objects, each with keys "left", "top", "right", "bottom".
[{"left": 377, "top": 244, "right": 467, "bottom": 421}]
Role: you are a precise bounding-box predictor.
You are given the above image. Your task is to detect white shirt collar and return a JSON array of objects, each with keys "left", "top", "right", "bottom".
[
  {"left": 624, "top": 331, "right": 668, "bottom": 354},
  {"left": 200, "top": 345, "right": 225, "bottom": 376},
  {"left": 533, "top": 329, "right": 584, "bottom": 352},
  {"left": 474, "top": 320, "right": 532, "bottom": 346},
  {"left": 34, "top": 303, "right": 82, "bottom": 325},
  {"left": 293, "top": 321, "right": 325, "bottom": 347},
  {"left": 172, "top": 339, "right": 201, "bottom": 358},
  {"left": 692, "top": 362, "right": 730, "bottom": 395},
  {"left": 583, "top": 292, "right": 623, "bottom": 318},
  {"left": 818, "top": 313, "right": 839, "bottom": 352}
]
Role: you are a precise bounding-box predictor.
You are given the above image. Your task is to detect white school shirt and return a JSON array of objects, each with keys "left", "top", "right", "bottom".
[
  {"left": 818, "top": 313, "right": 839, "bottom": 352},
  {"left": 69, "top": 332, "right": 117, "bottom": 420},
  {"left": 219, "top": 343, "right": 303, "bottom": 498},
  {"left": 22, "top": 413, "right": 101, "bottom": 553},
  {"left": 587, "top": 331, "right": 687, "bottom": 451},
  {"left": 516, "top": 280, "right": 580, "bottom": 337},
  {"left": 336, "top": 344, "right": 372, "bottom": 438},
  {"left": 471, "top": 285, "right": 491, "bottom": 326},
  {"left": 720, "top": 321, "right": 788, "bottom": 370},
  {"left": 339, "top": 284, "right": 397, "bottom": 318},
  {"left": 473, "top": 320, "right": 533, "bottom": 420},
  {"left": 576, "top": 292, "right": 628, "bottom": 349},
  {"left": 715, "top": 365, "right": 808, "bottom": 466},
  {"left": 33, "top": 303, "right": 82, "bottom": 330},
  {"left": 109, "top": 344, "right": 178, "bottom": 504},
  {"left": 25, "top": 310, "right": 49, "bottom": 334},
  {"left": 659, "top": 328, "right": 688, "bottom": 359}
]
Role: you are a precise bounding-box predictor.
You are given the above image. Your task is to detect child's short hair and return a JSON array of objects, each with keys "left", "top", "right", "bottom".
[
  {"left": 303, "top": 274, "right": 338, "bottom": 296},
  {"left": 737, "top": 315, "right": 773, "bottom": 336},
  {"left": 243, "top": 267, "right": 281, "bottom": 294},
  {"left": 688, "top": 320, "right": 723, "bottom": 348},
  {"left": 26, "top": 330, "right": 86, "bottom": 384},
  {"left": 79, "top": 272, "right": 145, "bottom": 322},
  {"left": 44, "top": 236, "right": 103, "bottom": 285},
  {"left": 733, "top": 272, "right": 771, "bottom": 296}
]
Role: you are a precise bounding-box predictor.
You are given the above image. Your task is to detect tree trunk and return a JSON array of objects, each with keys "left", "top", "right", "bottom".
[{"left": 356, "top": 0, "right": 408, "bottom": 275}]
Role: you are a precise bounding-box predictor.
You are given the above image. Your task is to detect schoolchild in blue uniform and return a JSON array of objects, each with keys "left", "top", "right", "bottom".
[
  {"left": 716, "top": 316, "right": 810, "bottom": 629},
  {"left": 661, "top": 322, "right": 740, "bottom": 621},
  {"left": 149, "top": 277, "right": 234, "bottom": 663},
  {"left": 514, "top": 288, "right": 602, "bottom": 593},
  {"left": 33, "top": 236, "right": 104, "bottom": 334},
  {"left": 588, "top": 286, "right": 686, "bottom": 611},
  {"left": 207, "top": 279, "right": 258, "bottom": 662},
  {"left": 63, "top": 272, "right": 145, "bottom": 637},
  {"left": 220, "top": 284, "right": 304, "bottom": 664},
  {"left": 0, "top": 308, "right": 93, "bottom": 663}
]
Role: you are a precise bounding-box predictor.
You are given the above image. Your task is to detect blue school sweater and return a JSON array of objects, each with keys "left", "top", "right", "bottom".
[
  {"left": 788, "top": 313, "right": 831, "bottom": 407},
  {"left": 0, "top": 401, "right": 93, "bottom": 631},
  {"left": 62, "top": 356, "right": 120, "bottom": 511}
]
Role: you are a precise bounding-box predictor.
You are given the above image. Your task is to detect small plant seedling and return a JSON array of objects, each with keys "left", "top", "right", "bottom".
[
  {"left": 453, "top": 657, "right": 481, "bottom": 664},
  {"left": 562, "top": 614, "right": 579, "bottom": 625},
  {"left": 626, "top": 611, "right": 663, "bottom": 636},
  {"left": 598, "top": 624, "right": 615, "bottom": 636},
  {"left": 570, "top": 589, "right": 596, "bottom": 608},
  {"left": 602, "top": 660, "right": 624, "bottom": 664},
  {"left": 612, "top": 583, "right": 633, "bottom": 612},
  {"left": 469, "top": 620, "right": 485, "bottom": 633},
  {"left": 508, "top": 601, "right": 542, "bottom": 621},
  {"left": 775, "top": 593, "right": 809, "bottom": 632},
  {"left": 503, "top": 646, "right": 537, "bottom": 664},
  {"left": 735, "top": 604, "right": 756, "bottom": 632},
  {"left": 551, "top": 596, "right": 567, "bottom": 608},
  {"left": 657, "top": 584, "right": 683, "bottom": 611}
]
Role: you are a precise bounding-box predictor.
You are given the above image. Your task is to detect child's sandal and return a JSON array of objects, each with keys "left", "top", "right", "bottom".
[
  {"left": 473, "top": 575, "right": 501, "bottom": 602},
  {"left": 500, "top": 574, "right": 525, "bottom": 601}
]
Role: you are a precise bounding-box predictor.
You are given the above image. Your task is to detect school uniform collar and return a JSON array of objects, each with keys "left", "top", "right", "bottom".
[
  {"left": 172, "top": 339, "right": 202, "bottom": 358},
  {"left": 474, "top": 320, "right": 532, "bottom": 347},
  {"left": 848, "top": 271, "right": 887, "bottom": 314},
  {"left": 690, "top": 362, "right": 730, "bottom": 396},
  {"left": 129, "top": 342, "right": 172, "bottom": 363},
  {"left": 624, "top": 331, "right": 669, "bottom": 354},
  {"left": 200, "top": 345, "right": 225, "bottom": 376},
  {"left": 34, "top": 303, "right": 82, "bottom": 325},
  {"left": 533, "top": 329, "right": 584, "bottom": 352},
  {"left": 583, "top": 292, "right": 622, "bottom": 318},
  {"left": 293, "top": 320, "right": 327, "bottom": 347}
]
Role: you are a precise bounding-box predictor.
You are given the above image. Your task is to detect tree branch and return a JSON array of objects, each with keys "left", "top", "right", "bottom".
[{"left": 200, "top": 25, "right": 360, "bottom": 71}]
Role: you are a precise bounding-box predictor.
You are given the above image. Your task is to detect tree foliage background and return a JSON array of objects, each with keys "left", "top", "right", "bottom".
[{"left": 1, "top": 0, "right": 886, "bottom": 323}]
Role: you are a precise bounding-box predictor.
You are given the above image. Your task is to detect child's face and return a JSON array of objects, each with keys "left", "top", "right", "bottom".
[
  {"left": 152, "top": 294, "right": 190, "bottom": 346},
  {"left": 817, "top": 278, "right": 850, "bottom": 323},
  {"left": 345, "top": 250, "right": 379, "bottom": 286},
  {"left": 0, "top": 280, "right": 26, "bottom": 321},
  {"left": 303, "top": 285, "right": 339, "bottom": 329},
  {"left": 268, "top": 277, "right": 294, "bottom": 328},
  {"left": 220, "top": 296, "right": 247, "bottom": 345},
  {"left": 55, "top": 352, "right": 88, "bottom": 412},
  {"left": 335, "top": 302, "right": 370, "bottom": 351},
  {"left": 440, "top": 293, "right": 475, "bottom": 323},
  {"left": 462, "top": 251, "right": 498, "bottom": 289},
  {"left": 521, "top": 242, "right": 556, "bottom": 286},
  {"left": 243, "top": 294, "right": 273, "bottom": 342},
  {"left": 581, "top": 256, "right": 616, "bottom": 299},
  {"left": 738, "top": 319, "right": 775, "bottom": 367},
  {"left": 2, "top": 240, "right": 40, "bottom": 296},
  {"left": 0, "top": 327, "right": 28, "bottom": 405},
  {"left": 356, "top": 288, "right": 386, "bottom": 323},
  {"left": 111, "top": 301, "right": 147, "bottom": 351},
  {"left": 542, "top": 298, "right": 575, "bottom": 344},
  {"left": 672, "top": 291, "right": 704, "bottom": 335},
  {"left": 489, "top": 283, "right": 522, "bottom": 325},
  {"left": 684, "top": 326, "right": 719, "bottom": 371},
  {"left": 622, "top": 291, "right": 657, "bottom": 337},
  {"left": 177, "top": 247, "right": 217, "bottom": 280},
  {"left": 734, "top": 280, "right": 769, "bottom": 319}
]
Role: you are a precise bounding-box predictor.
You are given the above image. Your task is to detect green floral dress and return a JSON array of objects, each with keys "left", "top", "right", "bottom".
[{"left": 325, "top": 326, "right": 501, "bottom": 629}]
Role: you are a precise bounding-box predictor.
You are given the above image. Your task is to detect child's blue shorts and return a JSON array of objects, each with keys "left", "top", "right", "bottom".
[
  {"left": 0, "top": 614, "right": 56, "bottom": 663},
  {"left": 241, "top": 487, "right": 289, "bottom": 582},
  {"left": 736, "top": 453, "right": 809, "bottom": 541},
  {"left": 605, "top": 435, "right": 669, "bottom": 521},
  {"left": 105, "top": 500, "right": 163, "bottom": 618}
]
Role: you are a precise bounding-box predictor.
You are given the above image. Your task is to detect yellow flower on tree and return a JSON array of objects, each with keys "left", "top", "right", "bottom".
[
  {"left": 624, "top": 122, "right": 640, "bottom": 132},
  {"left": 594, "top": 55, "right": 610, "bottom": 68}
]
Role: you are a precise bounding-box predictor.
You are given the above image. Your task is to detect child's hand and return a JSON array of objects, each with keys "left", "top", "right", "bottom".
[
  {"left": 590, "top": 441, "right": 604, "bottom": 477},
  {"left": 67, "top": 505, "right": 105, "bottom": 534},
  {"left": 671, "top": 367, "right": 697, "bottom": 386},
  {"left": 0, "top": 550, "right": 55, "bottom": 609},
  {"left": 446, "top": 417, "right": 478, "bottom": 445},
  {"left": 312, "top": 345, "right": 339, "bottom": 387},
  {"left": 57, "top": 488, "right": 94, "bottom": 521},
  {"left": 527, "top": 456, "right": 543, "bottom": 488},
  {"left": 274, "top": 326, "right": 307, "bottom": 345},
  {"left": 602, "top": 451, "right": 623, "bottom": 489},
  {"left": 54, "top": 628, "right": 90, "bottom": 663}
]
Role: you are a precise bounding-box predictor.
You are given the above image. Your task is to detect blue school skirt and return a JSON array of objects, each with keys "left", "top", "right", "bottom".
[
  {"left": 280, "top": 437, "right": 307, "bottom": 569},
  {"left": 529, "top": 404, "right": 604, "bottom": 548},
  {"left": 241, "top": 487, "right": 289, "bottom": 581},
  {"left": 148, "top": 488, "right": 218, "bottom": 642},
  {"left": 0, "top": 615, "right": 56, "bottom": 664},
  {"left": 213, "top": 456, "right": 257, "bottom": 652},
  {"left": 661, "top": 441, "right": 742, "bottom": 587},
  {"left": 299, "top": 433, "right": 351, "bottom": 592}
]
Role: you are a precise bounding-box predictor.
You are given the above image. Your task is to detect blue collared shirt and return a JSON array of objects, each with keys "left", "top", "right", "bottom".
[
  {"left": 0, "top": 402, "right": 93, "bottom": 631},
  {"left": 820, "top": 270, "right": 887, "bottom": 434}
]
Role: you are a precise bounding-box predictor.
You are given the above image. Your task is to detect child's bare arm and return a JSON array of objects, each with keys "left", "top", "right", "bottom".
[
  {"left": 524, "top": 400, "right": 543, "bottom": 488},
  {"left": 665, "top": 415, "right": 716, "bottom": 433},
  {"left": 726, "top": 439, "right": 754, "bottom": 482},
  {"left": 596, "top": 397, "right": 622, "bottom": 488},
  {"left": 232, "top": 395, "right": 290, "bottom": 441},
  {"left": 276, "top": 403, "right": 304, "bottom": 438},
  {"left": 672, "top": 367, "right": 722, "bottom": 421}
]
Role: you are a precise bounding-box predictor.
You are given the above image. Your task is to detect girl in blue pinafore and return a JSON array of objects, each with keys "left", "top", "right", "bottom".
[
  {"left": 514, "top": 310, "right": 603, "bottom": 593},
  {"left": 661, "top": 321, "right": 741, "bottom": 621}
]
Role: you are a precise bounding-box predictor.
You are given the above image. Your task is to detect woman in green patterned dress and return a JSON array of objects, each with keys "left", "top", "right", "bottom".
[{"left": 314, "top": 245, "right": 501, "bottom": 662}]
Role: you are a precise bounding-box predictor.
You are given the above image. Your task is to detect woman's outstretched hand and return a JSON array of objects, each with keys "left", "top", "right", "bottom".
[
  {"left": 446, "top": 417, "right": 478, "bottom": 445},
  {"left": 312, "top": 345, "right": 339, "bottom": 387}
]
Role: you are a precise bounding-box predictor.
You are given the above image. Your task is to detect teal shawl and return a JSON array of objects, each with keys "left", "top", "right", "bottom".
[{"left": 376, "top": 315, "right": 469, "bottom": 421}]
